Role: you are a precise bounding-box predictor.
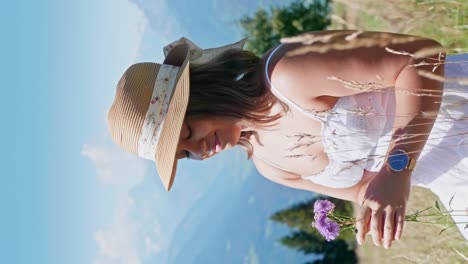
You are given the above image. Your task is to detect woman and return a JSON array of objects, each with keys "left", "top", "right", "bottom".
[{"left": 107, "top": 30, "right": 468, "bottom": 249}]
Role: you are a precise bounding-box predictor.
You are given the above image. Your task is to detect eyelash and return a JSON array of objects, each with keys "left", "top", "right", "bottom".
[{"left": 184, "top": 126, "right": 192, "bottom": 159}]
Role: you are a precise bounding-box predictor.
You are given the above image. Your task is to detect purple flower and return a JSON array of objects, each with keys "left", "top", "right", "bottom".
[
  {"left": 311, "top": 201, "right": 340, "bottom": 242},
  {"left": 313, "top": 211, "right": 328, "bottom": 228},
  {"left": 312, "top": 213, "right": 340, "bottom": 242},
  {"left": 322, "top": 220, "right": 340, "bottom": 241},
  {"left": 314, "top": 200, "right": 335, "bottom": 214}
]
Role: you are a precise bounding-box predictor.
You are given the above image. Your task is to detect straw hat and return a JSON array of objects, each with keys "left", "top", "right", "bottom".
[{"left": 107, "top": 38, "right": 246, "bottom": 192}]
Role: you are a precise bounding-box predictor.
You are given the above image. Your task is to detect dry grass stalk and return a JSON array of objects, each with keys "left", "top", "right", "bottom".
[
  {"left": 330, "top": 14, "right": 360, "bottom": 30},
  {"left": 443, "top": 100, "right": 468, "bottom": 109},
  {"left": 284, "top": 153, "right": 318, "bottom": 160},
  {"left": 285, "top": 133, "right": 318, "bottom": 142},
  {"left": 280, "top": 31, "right": 351, "bottom": 45},
  {"left": 384, "top": 46, "right": 446, "bottom": 60},
  {"left": 418, "top": 70, "right": 468, "bottom": 85},
  {"left": 286, "top": 141, "right": 321, "bottom": 151},
  {"left": 282, "top": 32, "right": 422, "bottom": 56},
  {"left": 327, "top": 75, "right": 389, "bottom": 92},
  {"left": 410, "top": 61, "right": 468, "bottom": 67},
  {"left": 344, "top": 30, "right": 364, "bottom": 41},
  {"left": 414, "top": 47, "right": 447, "bottom": 59},
  {"left": 327, "top": 74, "right": 449, "bottom": 97},
  {"left": 420, "top": 110, "right": 442, "bottom": 119},
  {"left": 409, "top": 59, "right": 468, "bottom": 74},
  {"left": 452, "top": 248, "right": 468, "bottom": 261},
  {"left": 384, "top": 47, "right": 415, "bottom": 57},
  {"left": 343, "top": 107, "right": 377, "bottom": 116}
]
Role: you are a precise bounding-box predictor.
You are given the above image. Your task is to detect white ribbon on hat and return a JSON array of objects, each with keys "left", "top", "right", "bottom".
[
  {"left": 137, "top": 64, "right": 180, "bottom": 161},
  {"left": 163, "top": 37, "right": 247, "bottom": 66}
]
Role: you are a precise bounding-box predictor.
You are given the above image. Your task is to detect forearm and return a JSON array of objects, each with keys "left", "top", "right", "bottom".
[{"left": 385, "top": 44, "right": 446, "bottom": 165}]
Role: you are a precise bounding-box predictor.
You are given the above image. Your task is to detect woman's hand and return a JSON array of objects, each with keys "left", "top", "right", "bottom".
[{"left": 355, "top": 165, "right": 412, "bottom": 248}]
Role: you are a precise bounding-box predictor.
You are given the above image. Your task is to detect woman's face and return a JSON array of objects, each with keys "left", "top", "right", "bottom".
[{"left": 176, "top": 116, "right": 244, "bottom": 160}]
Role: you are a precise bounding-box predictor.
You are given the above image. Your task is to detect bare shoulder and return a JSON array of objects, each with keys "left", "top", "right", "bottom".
[{"left": 261, "top": 30, "right": 444, "bottom": 103}]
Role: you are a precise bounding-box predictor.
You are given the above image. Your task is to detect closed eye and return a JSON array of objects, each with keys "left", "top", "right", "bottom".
[
  {"left": 186, "top": 125, "right": 192, "bottom": 139},
  {"left": 184, "top": 125, "right": 192, "bottom": 159}
]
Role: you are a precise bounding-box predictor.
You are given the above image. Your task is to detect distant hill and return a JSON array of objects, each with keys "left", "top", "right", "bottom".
[{"left": 166, "top": 162, "right": 318, "bottom": 263}]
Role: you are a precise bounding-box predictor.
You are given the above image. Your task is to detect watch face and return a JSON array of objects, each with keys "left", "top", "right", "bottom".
[{"left": 388, "top": 149, "right": 409, "bottom": 172}]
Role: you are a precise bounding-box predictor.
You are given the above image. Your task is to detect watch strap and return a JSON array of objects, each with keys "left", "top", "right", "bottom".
[{"left": 407, "top": 156, "right": 417, "bottom": 171}]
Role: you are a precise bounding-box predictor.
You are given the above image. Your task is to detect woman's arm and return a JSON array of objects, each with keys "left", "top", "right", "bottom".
[
  {"left": 269, "top": 30, "right": 445, "bottom": 103},
  {"left": 355, "top": 41, "right": 445, "bottom": 248}
]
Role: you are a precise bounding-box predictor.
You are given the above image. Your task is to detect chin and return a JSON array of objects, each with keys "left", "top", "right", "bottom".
[{"left": 224, "top": 135, "right": 237, "bottom": 150}]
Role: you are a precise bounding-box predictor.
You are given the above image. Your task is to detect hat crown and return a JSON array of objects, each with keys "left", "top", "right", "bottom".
[{"left": 107, "top": 63, "right": 162, "bottom": 155}]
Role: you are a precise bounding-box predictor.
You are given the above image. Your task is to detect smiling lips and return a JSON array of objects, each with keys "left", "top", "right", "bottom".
[
  {"left": 203, "top": 133, "right": 221, "bottom": 159},
  {"left": 214, "top": 133, "right": 221, "bottom": 153}
]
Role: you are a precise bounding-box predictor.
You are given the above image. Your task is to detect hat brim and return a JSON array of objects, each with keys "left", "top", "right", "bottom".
[{"left": 155, "top": 44, "right": 190, "bottom": 192}]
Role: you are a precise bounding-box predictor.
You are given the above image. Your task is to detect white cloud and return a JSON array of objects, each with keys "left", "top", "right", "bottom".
[
  {"left": 128, "top": 0, "right": 189, "bottom": 45},
  {"left": 144, "top": 235, "right": 162, "bottom": 256},
  {"left": 244, "top": 244, "right": 260, "bottom": 264},
  {"left": 92, "top": 194, "right": 167, "bottom": 264},
  {"left": 92, "top": 197, "right": 142, "bottom": 264},
  {"left": 81, "top": 143, "right": 147, "bottom": 186},
  {"left": 106, "top": 0, "right": 148, "bottom": 65},
  {"left": 264, "top": 220, "right": 273, "bottom": 240},
  {"left": 226, "top": 240, "right": 231, "bottom": 253},
  {"left": 128, "top": 4, "right": 148, "bottom": 64}
]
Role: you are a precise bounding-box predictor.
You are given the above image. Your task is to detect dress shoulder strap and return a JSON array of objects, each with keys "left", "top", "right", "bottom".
[{"left": 265, "top": 44, "right": 325, "bottom": 122}]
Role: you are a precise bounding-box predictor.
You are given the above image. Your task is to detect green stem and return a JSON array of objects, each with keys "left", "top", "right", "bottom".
[
  {"left": 414, "top": 206, "right": 434, "bottom": 214},
  {"left": 404, "top": 219, "right": 468, "bottom": 224},
  {"left": 410, "top": 210, "right": 467, "bottom": 215},
  {"left": 409, "top": 213, "right": 467, "bottom": 217},
  {"left": 404, "top": 220, "right": 444, "bottom": 224},
  {"left": 330, "top": 214, "right": 355, "bottom": 220}
]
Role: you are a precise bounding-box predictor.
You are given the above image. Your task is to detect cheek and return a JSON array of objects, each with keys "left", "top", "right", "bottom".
[{"left": 226, "top": 124, "right": 241, "bottom": 144}]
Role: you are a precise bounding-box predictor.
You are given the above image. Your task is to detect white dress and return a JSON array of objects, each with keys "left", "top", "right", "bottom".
[{"left": 255, "top": 44, "right": 468, "bottom": 240}]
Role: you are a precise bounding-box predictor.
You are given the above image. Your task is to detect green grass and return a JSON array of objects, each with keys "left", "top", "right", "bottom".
[{"left": 330, "top": 0, "right": 468, "bottom": 54}]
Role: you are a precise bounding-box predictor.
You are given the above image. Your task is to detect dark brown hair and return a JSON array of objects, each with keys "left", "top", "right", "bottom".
[{"left": 187, "top": 49, "right": 289, "bottom": 158}]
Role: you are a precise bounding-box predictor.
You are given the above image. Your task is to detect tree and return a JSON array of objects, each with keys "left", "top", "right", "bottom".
[{"left": 239, "top": 0, "right": 331, "bottom": 56}]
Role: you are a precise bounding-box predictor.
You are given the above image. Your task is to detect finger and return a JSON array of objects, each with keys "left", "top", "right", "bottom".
[
  {"left": 383, "top": 209, "right": 395, "bottom": 249},
  {"left": 395, "top": 209, "right": 405, "bottom": 240},
  {"left": 355, "top": 207, "right": 371, "bottom": 245},
  {"left": 370, "top": 209, "right": 383, "bottom": 247},
  {"left": 362, "top": 210, "right": 371, "bottom": 243}
]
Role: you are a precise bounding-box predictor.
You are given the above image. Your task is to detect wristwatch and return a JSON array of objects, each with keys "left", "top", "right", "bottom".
[{"left": 386, "top": 149, "right": 417, "bottom": 172}]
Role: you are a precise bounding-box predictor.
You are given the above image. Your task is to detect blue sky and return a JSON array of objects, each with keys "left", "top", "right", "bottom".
[{"left": 2, "top": 0, "right": 321, "bottom": 263}]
